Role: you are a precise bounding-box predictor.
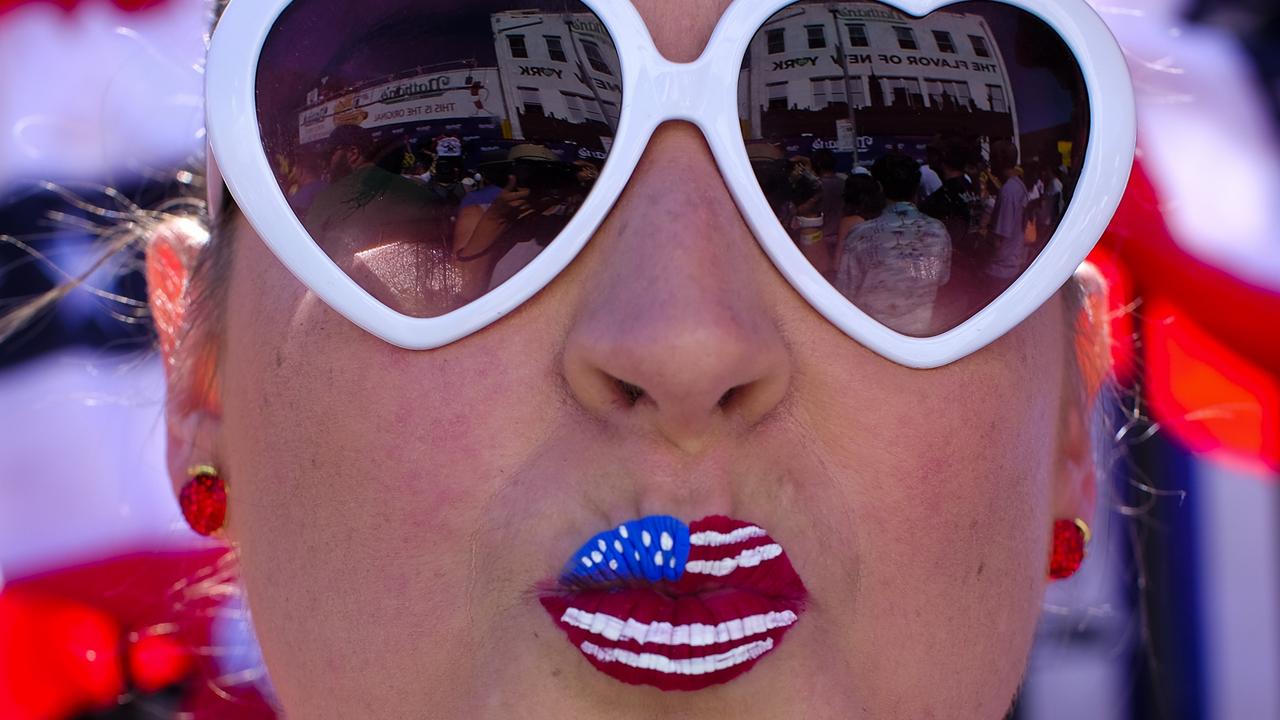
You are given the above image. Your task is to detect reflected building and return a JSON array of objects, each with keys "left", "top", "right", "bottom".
[
  {"left": 739, "top": 2, "right": 1018, "bottom": 164},
  {"left": 492, "top": 10, "right": 621, "bottom": 155},
  {"left": 290, "top": 9, "right": 621, "bottom": 165},
  {"left": 296, "top": 66, "right": 501, "bottom": 143},
  {"left": 298, "top": 66, "right": 506, "bottom": 158}
]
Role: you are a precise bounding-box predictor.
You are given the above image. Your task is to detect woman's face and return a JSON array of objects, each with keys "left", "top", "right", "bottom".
[{"left": 181, "top": 1, "right": 1093, "bottom": 716}]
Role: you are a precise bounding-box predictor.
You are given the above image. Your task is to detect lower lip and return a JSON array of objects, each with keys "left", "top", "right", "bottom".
[{"left": 539, "top": 587, "right": 803, "bottom": 691}]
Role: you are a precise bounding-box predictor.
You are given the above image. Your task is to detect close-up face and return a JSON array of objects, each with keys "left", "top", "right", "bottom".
[{"left": 164, "top": 0, "right": 1107, "bottom": 716}]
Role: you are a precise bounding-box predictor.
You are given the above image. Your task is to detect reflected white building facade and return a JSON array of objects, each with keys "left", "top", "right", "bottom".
[
  {"left": 298, "top": 68, "right": 504, "bottom": 146},
  {"left": 286, "top": 3, "right": 1023, "bottom": 167},
  {"left": 741, "top": 2, "right": 1019, "bottom": 163},
  {"left": 491, "top": 10, "right": 621, "bottom": 147},
  {"left": 292, "top": 10, "right": 622, "bottom": 158}
]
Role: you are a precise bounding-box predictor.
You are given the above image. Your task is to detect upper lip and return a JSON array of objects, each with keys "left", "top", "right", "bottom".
[{"left": 550, "top": 515, "right": 807, "bottom": 603}]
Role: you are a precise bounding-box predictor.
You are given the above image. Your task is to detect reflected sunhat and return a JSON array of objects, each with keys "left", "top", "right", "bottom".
[{"left": 206, "top": 0, "right": 1134, "bottom": 368}]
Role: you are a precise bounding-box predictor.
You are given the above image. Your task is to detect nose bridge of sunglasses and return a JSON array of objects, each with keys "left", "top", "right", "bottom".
[{"left": 635, "top": 53, "right": 730, "bottom": 129}]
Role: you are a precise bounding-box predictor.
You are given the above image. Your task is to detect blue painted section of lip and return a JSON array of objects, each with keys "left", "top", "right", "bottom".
[{"left": 562, "top": 514, "right": 691, "bottom": 586}]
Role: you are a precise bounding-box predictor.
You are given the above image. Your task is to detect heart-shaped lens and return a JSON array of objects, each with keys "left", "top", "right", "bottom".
[
  {"left": 255, "top": 0, "right": 620, "bottom": 317},
  {"left": 740, "top": 1, "right": 1089, "bottom": 337}
]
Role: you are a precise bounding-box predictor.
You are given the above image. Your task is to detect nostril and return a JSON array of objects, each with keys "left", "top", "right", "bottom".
[
  {"left": 718, "top": 386, "right": 739, "bottom": 409},
  {"left": 617, "top": 379, "right": 646, "bottom": 406},
  {"left": 615, "top": 381, "right": 741, "bottom": 409}
]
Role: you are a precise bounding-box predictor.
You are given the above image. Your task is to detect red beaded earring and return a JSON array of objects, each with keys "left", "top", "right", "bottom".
[
  {"left": 1048, "top": 518, "right": 1091, "bottom": 580},
  {"left": 180, "top": 465, "right": 227, "bottom": 536}
]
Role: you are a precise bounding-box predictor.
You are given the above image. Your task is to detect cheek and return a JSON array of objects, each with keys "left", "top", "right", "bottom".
[
  {"left": 798, "top": 304, "right": 1060, "bottom": 544},
  {"left": 218, "top": 235, "right": 561, "bottom": 706},
  {"left": 789, "top": 301, "right": 1062, "bottom": 710}
]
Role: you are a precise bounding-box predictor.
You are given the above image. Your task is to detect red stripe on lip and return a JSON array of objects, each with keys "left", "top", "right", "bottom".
[
  {"left": 539, "top": 516, "right": 807, "bottom": 692},
  {"left": 671, "top": 516, "right": 808, "bottom": 601}
]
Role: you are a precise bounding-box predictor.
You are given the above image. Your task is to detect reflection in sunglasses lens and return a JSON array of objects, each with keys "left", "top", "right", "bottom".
[
  {"left": 740, "top": 1, "right": 1089, "bottom": 337},
  {"left": 256, "top": 1, "right": 619, "bottom": 318}
]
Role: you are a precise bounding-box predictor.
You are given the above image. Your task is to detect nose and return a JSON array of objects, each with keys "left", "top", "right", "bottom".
[{"left": 561, "top": 123, "right": 792, "bottom": 454}]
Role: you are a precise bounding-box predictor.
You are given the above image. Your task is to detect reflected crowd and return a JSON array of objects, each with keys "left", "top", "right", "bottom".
[
  {"left": 285, "top": 126, "right": 599, "bottom": 318},
  {"left": 288, "top": 120, "right": 1072, "bottom": 335},
  {"left": 753, "top": 136, "right": 1070, "bottom": 336}
]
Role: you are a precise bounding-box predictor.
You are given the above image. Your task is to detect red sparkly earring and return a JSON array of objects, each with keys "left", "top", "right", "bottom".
[
  {"left": 1048, "top": 518, "right": 1091, "bottom": 580},
  {"left": 180, "top": 465, "right": 227, "bottom": 536}
]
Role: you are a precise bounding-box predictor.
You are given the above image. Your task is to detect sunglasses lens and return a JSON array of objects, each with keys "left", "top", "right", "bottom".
[
  {"left": 255, "top": 0, "right": 619, "bottom": 318},
  {"left": 739, "top": 1, "right": 1090, "bottom": 337}
]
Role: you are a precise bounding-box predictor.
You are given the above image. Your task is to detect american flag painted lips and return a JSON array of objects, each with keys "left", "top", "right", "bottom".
[{"left": 539, "top": 515, "right": 807, "bottom": 691}]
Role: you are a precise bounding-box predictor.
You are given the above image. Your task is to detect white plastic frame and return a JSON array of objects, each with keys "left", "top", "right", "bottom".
[{"left": 207, "top": 0, "right": 1135, "bottom": 368}]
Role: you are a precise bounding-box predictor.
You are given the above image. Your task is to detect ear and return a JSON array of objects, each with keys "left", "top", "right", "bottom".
[
  {"left": 1072, "top": 262, "right": 1113, "bottom": 407},
  {"left": 1052, "top": 263, "right": 1111, "bottom": 527},
  {"left": 146, "top": 217, "right": 225, "bottom": 521}
]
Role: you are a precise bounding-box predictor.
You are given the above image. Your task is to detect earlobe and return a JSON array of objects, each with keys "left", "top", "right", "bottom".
[
  {"left": 1053, "top": 381, "right": 1098, "bottom": 528},
  {"left": 1049, "top": 388, "right": 1098, "bottom": 581},
  {"left": 166, "top": 411, "right": 225, "bottom": 523}
]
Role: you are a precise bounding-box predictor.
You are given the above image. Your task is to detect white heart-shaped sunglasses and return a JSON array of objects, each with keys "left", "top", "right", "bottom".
[{"left": 206, "top": 0, "right": 1135, "bottom": 368}]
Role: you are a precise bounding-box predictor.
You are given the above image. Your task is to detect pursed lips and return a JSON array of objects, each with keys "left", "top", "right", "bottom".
[{"left": 539, "top": 515, "right": 807, "bottom": 691}]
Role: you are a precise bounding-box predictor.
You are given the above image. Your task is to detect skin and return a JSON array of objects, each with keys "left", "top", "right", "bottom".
[{"left": 157, "top": 1, "right": 1102, "bottom": 717}]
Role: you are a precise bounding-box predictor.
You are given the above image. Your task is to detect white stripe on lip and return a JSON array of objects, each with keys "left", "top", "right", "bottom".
[
  {"left": 560, "top": 607, "right": 799, "bottom": 646},
  {"left": 684, "top": 543, "right": 783, "bottom": 576},
  {"left": 688, "top": 525, "right": 768, "bottom": 547},
  {"left": 579, "top": 638, "right": 775, "bottom": 676}
]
